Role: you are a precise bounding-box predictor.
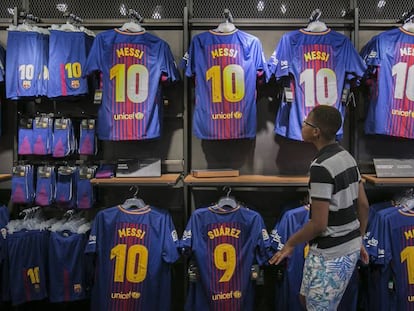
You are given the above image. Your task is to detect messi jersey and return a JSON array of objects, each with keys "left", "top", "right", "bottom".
[
  {"left": 268, "top": 28, "right": 366, "bottom": 141},
  {"left": 183, "top": 29, "right": 269, "bottom": 140},
  {"left": 48, "top": 30, "right": 94, "bottom": 98},
  {"left": 84, "top": 29, "right": 180, "bottom": 141},
  {"left": 48, "top": 231, "right": 89, "bottom": 302},
  {"left": 361, "top": 27, "right": 414, "bottom": 139},
  {"left": 85, "top": 205, "right": 180, "bottom": 311},
  {"left": 181, "top": 205, "right": 272, "bottom": 311},
  {"left": 6, "top": 31, "right": 49, "bottom": 99}
]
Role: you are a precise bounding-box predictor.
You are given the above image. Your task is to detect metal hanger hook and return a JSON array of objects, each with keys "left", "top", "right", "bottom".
[
  {"left": 129, "top": 185, "right": 139, "bottom": 197},
  {"left": 223, "top": 186, "right": 232, "bottom": 197}
]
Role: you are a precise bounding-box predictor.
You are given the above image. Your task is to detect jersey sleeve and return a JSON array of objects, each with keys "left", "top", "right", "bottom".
[
  {"left": 343, "top": 38, "right": 367, "bottom": 78},
  {"left": 253, "top": 213, "right": 272, "bottom": 265},
  {"left": 268, "top": 34, "right": 292, "bottom": 79},
  {"left": 364, "top": 210, "right": 381, "bottom": 261},
  {"left": 159, "top": 41, "right": 181, "bottom": 83},
  {"left": 270, "top": 213, "right": 289, "bottom": 252},
  {"left": 84, "top": 215, "right": 99, "bottom": 254},
  {"left": 180, "top": 215, "right": 194, "bottom": 251},
  {"left": 84, "top": 34, "right": 104, "bottom": 75},
  {"left": 360, "top": 36, "right": 381, "bottom": 68},
  {"left": 250, "top": 37, "right": 270, "bottom": 80},
  {"left": 183, "top": 38, "right": 197, "bottom": 78},
  {"left": 162, "top": 212, "right": 181, "bottom": 263}
]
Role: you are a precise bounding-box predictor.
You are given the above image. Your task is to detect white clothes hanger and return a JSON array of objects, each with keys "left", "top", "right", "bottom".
[
  {"left": 215, "top": 187, "right": 238, "bottom": 209},
  {"left": 58, "top": 21, "right": 80, "bottom": 32},
  {"left": 304, "top": 9, "right": 328, "bottom": 32},
  {"left": 120, "top": 10, "right": 145, "bottom": 33},
  {"left": 305, "top": 20, "right": 328, "bottom": 32},
  {"left": 120, "top": 21, "right": 144, "bottom": 32},
  {"left": 214, "top": 9, "right": 236, "bottom": 33},
  {"left": 216, "top": 21, "right": 236, "bottom": 33},
  {"left": 403, "top": 21, "right": 414, "bottom": 33},
  {"left": 122, "top": 186, "right": 146, "bottom": 209},
  {"left": 79, "top": 26, "right": 96, "bottom": 37},
  {"left": 14, "top": 21, "right": 34, "bottom": 32},
  {"left": 402, "top": 10, "right": 414, "bottom": 33}
]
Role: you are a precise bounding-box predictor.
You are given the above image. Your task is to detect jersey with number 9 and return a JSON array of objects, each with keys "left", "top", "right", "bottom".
[{"left": 180, "top": 205, "right": 272, "bottom": 311}]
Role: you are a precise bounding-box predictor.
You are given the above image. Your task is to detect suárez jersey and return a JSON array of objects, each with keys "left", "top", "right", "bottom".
[
  {"left": 180, "top": 205, "right": 272, "bottom": 311},
  {"left": 183, "top": 29, "right": 269, "bottom": 140},
  {"left": 47, "top": 30, "right": 94, "bottom": 98},
  {"left": 84, "top": 29, "right": 180, "bottom": 141},
  {"left": 85, "top": 205, "right": 180, "bottom": 311},
  {"left": 360, "top": 27, "right": 414, "bottom": 139},
  {"left": 268, "top": 28, "right": 366, "bottom": 141},
  {"left": 6, "top": 31, "right": 49, "bottom": 99}
]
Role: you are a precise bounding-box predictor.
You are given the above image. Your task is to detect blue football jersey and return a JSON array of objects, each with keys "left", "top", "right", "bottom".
[
  {"left": 48, "top": 231, "right": 89, "bottom": 302},
  {"left": 6, "top": 31, "right": 49, "bottom": 99},
  {"left": 360, "top": 27, "right": 414, "bottom": 139},
  {"left": 270, "top": 205, "right": 309, "bottom": 311},
  {"left": 183, "top": 29, "right": 269, "bottom": 140},
  {"left": 84, "top": 29, "right": 180, "bottom": 141},
  {"left": 181, "top": 204, "right": 272, "bottom": 311},
  {"left": 364, "top": 205, "right": 400, "bottom": 311},
  {"left": 85, "top": 205, "right": 180, "bottom": 311},
  {"left": 381, "top": 208, "right": 414, "bottom": 311},
  {"left": 48, "top": 30, "right": 94, "bottom": 98},
  {"left": 268, "top": 28, "right": 366, "bottom": 141}
]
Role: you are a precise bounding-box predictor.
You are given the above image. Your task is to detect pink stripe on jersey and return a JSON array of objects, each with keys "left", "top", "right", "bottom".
[{"left": 60, "top": 63, "right": 67, "bottom": 96}]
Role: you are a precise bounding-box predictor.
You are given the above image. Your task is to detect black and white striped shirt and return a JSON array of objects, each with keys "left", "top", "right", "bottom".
[{"left": 308, "top": 143, "right": 362, "bottom": 258}]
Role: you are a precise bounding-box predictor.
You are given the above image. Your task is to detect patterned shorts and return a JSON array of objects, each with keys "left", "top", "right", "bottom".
[{"left": 299, "top": 251, "right": 359, "bottom": 311}]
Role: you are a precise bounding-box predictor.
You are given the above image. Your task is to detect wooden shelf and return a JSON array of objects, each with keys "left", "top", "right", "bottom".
[
  {"left": 0, "top": 174, "right": 11, "bottom": 182},
  {"left": 91, "top": 174, "right": 181, "bottom": 186},
  {"left": 184, "top": 174, "right": 309, "bottom": 187},
  {"left": 362, "top": 174, "right": 414, "bottom": 187}
]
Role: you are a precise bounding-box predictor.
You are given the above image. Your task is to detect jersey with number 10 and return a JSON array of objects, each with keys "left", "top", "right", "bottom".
[
  {"left": 85, "top": 205, "right": 180, "bottom": 311},
  {"left": 181, "top": 205, "right": 272, "bottom": 311},
  {"left": 360, "top": 27, "right": 414, "bottom": 139},
  {"left": 184, "top": 29, "right": 268, "bottom": 140},
  {"left": 84, "top": 29, "right": 180, "bottom": 141},
  {"left": 268, "top": 29, "right": 366, "bottom": 141}
]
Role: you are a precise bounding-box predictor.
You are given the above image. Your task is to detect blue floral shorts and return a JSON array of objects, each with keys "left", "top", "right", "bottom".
[{"left": 300, "top": 251, "right": 359, "bottom": 311}]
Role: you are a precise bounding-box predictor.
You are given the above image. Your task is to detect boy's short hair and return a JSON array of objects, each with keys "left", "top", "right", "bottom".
[{"left": 310, "top": 105, "right": 342, "bottom": 140}]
